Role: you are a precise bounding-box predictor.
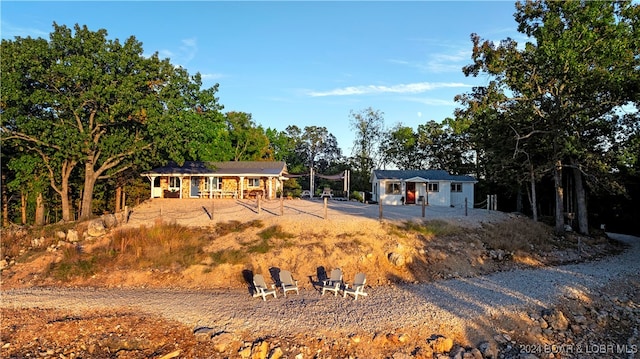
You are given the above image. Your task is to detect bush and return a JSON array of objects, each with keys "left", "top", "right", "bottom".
[{"left": 350, "top": 191, "right": 364, "bottom": 202}]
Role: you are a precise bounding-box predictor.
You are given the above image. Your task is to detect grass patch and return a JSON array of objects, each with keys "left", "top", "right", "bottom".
[
  {"left": 391, "top": 220, "right": 462, "bottom": 237},
  {"left": 48, "top": 223, "right": 212, "bottom": 280},
  {"left": 478, "top": 218, "right": 553, "bottom": 252},
  {"left": 214, "top": 220, "right": 264, "bottom": 236},
  {"left": 257, "top": 225, "right": 294, "bottom": 240},
  {"left": 209, "top": 249, "right": 248, "bottom": 265},
  {"left": 48, "top": 246, "right": 110, "bottom": 280}
]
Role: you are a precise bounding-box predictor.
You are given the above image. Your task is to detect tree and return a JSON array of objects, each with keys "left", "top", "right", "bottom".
[
  {"left": 380, "top": 124, "right": 417, "bottom": 170},
  {"left": 349, "top": 107, "right": 384, "bottom": 190},
  {"left": 1, "top": 23, "right": 225, "bottom": 220},
  {"left": 225, "top": 112, "right": 271, "bottom": 161},
  {"left": 460, "top": 0, "right": 640, "bottom": 234}
]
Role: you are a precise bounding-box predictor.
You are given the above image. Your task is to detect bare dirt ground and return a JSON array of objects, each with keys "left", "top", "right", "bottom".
[{"left": 1, "top": 199, "right": 639, "bottom": 358}]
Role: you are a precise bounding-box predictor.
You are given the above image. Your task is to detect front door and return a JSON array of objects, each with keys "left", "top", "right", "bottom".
[
  {"left": 406, "top": 182, "right": 416, "bottom": 204},
  {"left": 190, "top": 177, "right": 200, "bottom": 197}
]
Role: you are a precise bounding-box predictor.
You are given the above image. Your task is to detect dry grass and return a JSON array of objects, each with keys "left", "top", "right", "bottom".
[{"left": 3, "top": 212, "right": 621, "bottom": 289}]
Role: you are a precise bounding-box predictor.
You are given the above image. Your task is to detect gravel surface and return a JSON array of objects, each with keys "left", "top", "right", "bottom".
[
  {"left": 121, "top": 198, "right": 511, "bottom": 229},
  {"left": 2, "top": 233, "right": 638, "bottom": 341}
]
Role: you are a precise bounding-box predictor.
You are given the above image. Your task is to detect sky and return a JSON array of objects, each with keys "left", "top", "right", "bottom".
[{"left": 1, "top": 1, "right": 528, "bottom": 155}]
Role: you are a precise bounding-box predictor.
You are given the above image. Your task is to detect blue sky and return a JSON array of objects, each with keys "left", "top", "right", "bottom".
[{"left": 2, "top": 1, "right": 527, "bottom": 155}]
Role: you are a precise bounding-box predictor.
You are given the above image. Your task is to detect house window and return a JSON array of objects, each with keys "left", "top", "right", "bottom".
[
  {"left": 248, "top": 178, "right": 260, "bottom": 187},
  {"left": 451, "top": 183, "right": 463, "bottom": 192},
  {"left": 213, "top": 177, "right": 222, "bottom": 190},
  {"left": 385, "top": 182, "right": 401, "bottom": 195},
  {"left": 427, "top": 183, "right": 439, "bottom": 192},
  {"left": 168, "top": 177, "right": 180, "bottom": 191}
]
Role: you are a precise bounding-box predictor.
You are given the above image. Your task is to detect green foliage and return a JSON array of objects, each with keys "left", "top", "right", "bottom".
[
  {"left": 349, "top": 107, "right": 384, "bottom": 190},
  {"left": 214, "top": 220, "right": 264, "bottom": 236},
  {"left": 394, "top": 220, "right": 462, "bottom": 237},
  {"left": 1, "top": 23, "right": 225, "bottom": 222},
  {"left": 257, "top": 225, "right": 294, "bottom": 240},
  {"left": 456, "top": 0, "right": 640, "bottom": 232},
  {"left": 350, "top": 191, "right": 363, "bottom": 202}
]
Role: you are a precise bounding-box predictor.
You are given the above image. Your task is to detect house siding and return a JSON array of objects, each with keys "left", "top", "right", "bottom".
[{"left": 371, "top": 169, "right": 476, "bottom": 207}]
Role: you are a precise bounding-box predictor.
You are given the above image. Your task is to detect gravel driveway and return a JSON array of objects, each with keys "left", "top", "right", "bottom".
[{"left": 2, "top": 233, "right": 638, "bottom": 340}]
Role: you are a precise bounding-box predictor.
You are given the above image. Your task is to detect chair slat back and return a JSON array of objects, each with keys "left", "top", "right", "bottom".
[
  {"left": 253, "top": 274, "right": 268, "bottom": 289},
  {"left": 329, "top": 268, "right": 343, "bottom": 283},
  {"left": 279, "top": 270, "right": 294, "bottom": 285}
]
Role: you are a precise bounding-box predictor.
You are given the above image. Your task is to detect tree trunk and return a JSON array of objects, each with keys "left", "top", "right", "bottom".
[
  {"left": 59, "top": 161, "right": 75, "bottom": 222},
  {"left": 115, "top": 186, "right": 122, "bottom": 213},
  {"left": 516, "top": 187, "right": 523, "bottom": 213},
  {"left": 528, "top": 164, "right": 538, "bottom": 222},
  {"left": 20, "top": 192, "right": 27, "bottom": 225},
  {"left": 1, "top": 171, "right": 9, "bottom": 227},
  {"left": 572, "top": 161, "right": 589, "bottom": 235},
  {"left": 35, "top": 192, "right": 45, "bottom": 226},
  {"left": 80, "top": 162, "right": 99, "bottom": 220},
  {"left": 553, "top": 160, "right": 565, "bottom": 235}
]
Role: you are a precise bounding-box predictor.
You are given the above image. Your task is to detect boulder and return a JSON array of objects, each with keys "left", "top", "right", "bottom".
[
  {"left": 66, "top": 229, "right": 79, "bottom": 243},
  {"left": 87, "top": 219, "right": 107, "bottom": 237},
  {"left": 388, "top": 252, "right": 406, "bottom": 267},
  {"left": 102, "top": 213, "right": 118, "bottom": 229},
  {"left": 544, "top": 309, "right": 569, "bottom": 331},
  {"left": 428, "top": 335, "right": 453, "bottom": 354}
]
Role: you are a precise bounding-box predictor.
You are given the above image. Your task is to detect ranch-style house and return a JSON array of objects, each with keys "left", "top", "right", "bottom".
[
  {"left": 370, "top": 169, "right": 476, "bottom": 207},
  {"left": 141, "top": 161, "right": 288, "bottom": 200}
]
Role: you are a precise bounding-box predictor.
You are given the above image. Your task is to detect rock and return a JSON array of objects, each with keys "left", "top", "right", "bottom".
[
  {"left": 427, "top": 335, "right": 453, "bottom": 354},
  {"left": 388, "top": 252, "right": 405, "bottom": 267},
  {"left": 478, "top": 340, "right": 498, "bottom": 359},
  {"left": 56, "top": 231, "right": 66, "bottom": 239},
  {"left": 349, "top": 334, "right": 361, "bottom": 344},
  {"left": 539, "top": 318, "right": 549, "bottom": 329},
  {"left": 545, "top": 309, "right": 569, "bottom": 331},
  {"left": 66, "top": 229, "right": 79, "bottom": 243},
  {"left": 193, "top": 327, "right": 214, "bottom": 342},
  {"left": 102, "top": 214, "right": 118, "bottom": 229},
  {"left": 372, "top": 332, "right": 388, "bottom": 346},
  {"left": 87, "top": 219, "right": 107, "bottom": 237},
  {"left": 252, "top": 340, "right": 269, "bottom": 359},
  {"left": 238, "top": 345, "right": 252, "bottom": 359},
  {"left": 211, "top": 332, "right": 236, "bottom": 353},
  {"left": 469, "top": 348, "right": 483, "bottom": 359},
  {"left": 412, "top": 346, "right": 434, "bottom": 359},
  {"left": 489, "top": 249, "right": 506, "bottom": 261},
  {"left": 0, "top": 259, "right": 8, "bottom": 270},
  {"left": 268, "top": 346, "right": 283, "bottom": 359}
]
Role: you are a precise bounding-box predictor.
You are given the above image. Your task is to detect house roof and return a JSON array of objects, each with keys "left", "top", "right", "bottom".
[
  {"left": 141, "top": 161, "right": 288, "bottom": 177},
  {"left": 372, "top": 169, "right": 476, "bottom": 182}
]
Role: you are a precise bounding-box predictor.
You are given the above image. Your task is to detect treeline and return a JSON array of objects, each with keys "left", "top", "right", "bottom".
[{"left": 2, "top": 1, "right": 640, "bottom": 236}]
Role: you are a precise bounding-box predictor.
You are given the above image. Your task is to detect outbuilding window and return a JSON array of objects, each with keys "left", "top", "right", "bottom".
[
  {"left": 385, "top": 182, "right": 401, "bottom": 195},
  {"left": 427, "top": 183, "right": 439, "bottom": 192}
]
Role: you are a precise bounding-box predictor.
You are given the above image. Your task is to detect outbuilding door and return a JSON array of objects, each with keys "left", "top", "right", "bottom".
[
  {"left": 406, "top": 182, "right": 416, "bottom": 204},
  {"left": 190, "top": 177, "right": 200, "bottom": 197}
]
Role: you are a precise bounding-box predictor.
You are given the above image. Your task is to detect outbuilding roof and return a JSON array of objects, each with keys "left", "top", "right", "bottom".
[
  {"left": 372, "top": 169, "right": 476, "bottom": 182},
  {"left": 141, "top": 161, "right": 288, "bottom": 177}
]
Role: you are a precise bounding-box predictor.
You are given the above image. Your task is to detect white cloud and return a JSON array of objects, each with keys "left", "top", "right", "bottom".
[
  {"left": 307, "top": 82, "right": 469, "bottom": 97},
  {"left": 201, "top": 73, "right": 225, "bottom": 80},
  {"left": 1, "top": 23, "right": 50, "bottom": 40},
  {"left": 404, "top": 97, "right": 457, "bottom": 106},
  {"left": 157, "top": 37, "right": 197, "bottom": 65},
  {"left": 417, "top": 112, "right": 422, "bottom": 118}
]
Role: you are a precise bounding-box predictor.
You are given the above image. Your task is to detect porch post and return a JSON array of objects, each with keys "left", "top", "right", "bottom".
[
  {"left": 147, "top": 175, "right": 156, "bottom": 199},
  {"left": 179, "top": 176, "right": 184, "bottom": 199},
  {"left": 267, "top": 176, "right": 273, "bottom": 199},
  {"left": 239, "top": 176, "right": 244, "bottom": 199},
  {"left": 208, "top": 176, "right": 213, "bottom": 199}
]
